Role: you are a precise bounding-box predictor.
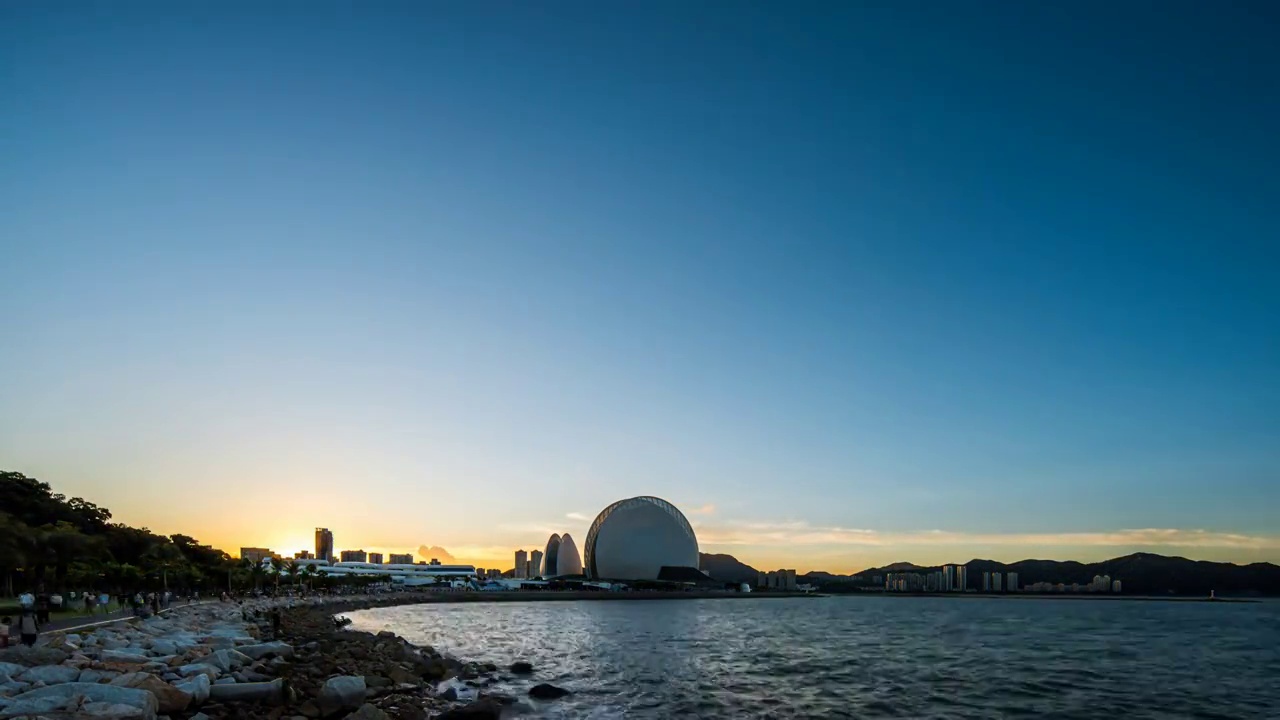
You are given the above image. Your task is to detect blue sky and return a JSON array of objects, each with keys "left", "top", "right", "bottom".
[{"left": 2, "top": 2, "right": 1277, "bottom": 571}]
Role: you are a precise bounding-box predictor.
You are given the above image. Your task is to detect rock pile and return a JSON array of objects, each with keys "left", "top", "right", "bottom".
[{"left": 0, "top": 594, "right": 568, "bottom": 720}]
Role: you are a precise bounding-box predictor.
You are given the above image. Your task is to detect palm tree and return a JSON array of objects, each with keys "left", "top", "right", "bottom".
[
  {"left": 270, "top": 557, "right": 285, "bottom": 591},
  {"left": 301, "top": 564, "right": 317, "bottom": 591},
  {"left": 285, "top": 560, "right": 301, "bottom": 588}
]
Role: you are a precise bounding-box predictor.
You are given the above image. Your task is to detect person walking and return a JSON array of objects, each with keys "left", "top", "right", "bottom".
[
  {"left": 17, "top": 610, "right": 39, "bottom": 647},
  {"left": 0, "top": 615, "right": 11, "bottom": 649}
]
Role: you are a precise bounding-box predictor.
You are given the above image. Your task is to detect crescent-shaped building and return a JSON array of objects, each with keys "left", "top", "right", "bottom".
[
  {"left": 557, "top": 533, "right": 583, "bottom": 575},
  {"left": 540, "top": 532, "right": 584, "bottom": 577},
  {"left": 584, "top": 496, "right": 699, "bottom": 580}
]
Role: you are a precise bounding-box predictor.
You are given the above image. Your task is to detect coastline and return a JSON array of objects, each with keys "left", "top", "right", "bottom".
[{"left": 863, "top": 593, "right": 1259, "bottom": 603}]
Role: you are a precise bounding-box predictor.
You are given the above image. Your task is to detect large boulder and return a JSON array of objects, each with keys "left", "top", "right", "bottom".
[
  {"left": 148, "top": 640, "right": 178, "bottom": 656},
  {"left": 0, "top": 664, "right": 24, "bottom": 679},
  {"left": 79, "top": 668, "right": 120, "bottom": 684},
  {"left": 0, "top": 646, "right": 69, "bottom": 666},
  {"left": 100, "top": 649, "right": 150, "bottom": 662},
  {"left": 528, "top": 683, "right": 571, "bottom": 700},
  {"left": 508, "top": 661, "right": 533, "bottom": 675},
  {"left": 175, "top": 673, "right": 211, "bottom": 706},
  {"left": 2, "top": 682, "right": 157, "bottom": 720},
  {"left": 177, "top": 663, "right": 221, "bottom": 682},
  {"left": 208, "top": 678, "right": 285, "bottom": 704},
  {"left": 238, "top": 642, "right": 293, "bottom": 660},
  {"left": 109, "top": 672, "right": 192, "bottom": 714},
  {"left": 318, "top": 676, "right": 366, "bottom": 716},
  {"left": 344, "top": 703, "right": 390, "bottom": 720},
  {"left": 214, "top": 648, "right": 252, "bottom": 671},
  {"left": 433, "top": 698, "right": 504, "bottom": 720},
  {"left": 16, "top": 665, "right": 80, "bottom": 685}
]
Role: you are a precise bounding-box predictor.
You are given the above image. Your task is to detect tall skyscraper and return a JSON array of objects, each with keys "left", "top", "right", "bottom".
[
  {"left": 315, "top": 528, "right": 334, "bottom": 562},
  {"left": 368, "top": 553, "right": 383, "bottom": 564},
  {"left": 993, "top": 572, "right": 1003, "bottom": 592},
  {"left": 1007, "top": 572, "right": 1019, "bottom": 592},
  {"left": 943, "top": 565, "right": 955, "bottom": 592},
  {"left": 982, "top": 572, "right": 991, "bottom": 591},
  {"left": 515, "top": 549, "right": 528, "bottom": 579},
  {"left": 530, "top": 549, "right": 544, "bottom": 578},
  {"left": 956, "top": 565, "right": 967, "bottom": 592}
]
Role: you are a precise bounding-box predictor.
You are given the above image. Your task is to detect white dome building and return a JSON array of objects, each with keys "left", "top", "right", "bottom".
[{"left": 584, "top": 496, "right": 699, "bottom": 581}]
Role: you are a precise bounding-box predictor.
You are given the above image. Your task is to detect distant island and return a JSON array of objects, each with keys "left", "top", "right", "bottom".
[{"left": 700, "top": 551, "right": 1280, "bottom": 597}]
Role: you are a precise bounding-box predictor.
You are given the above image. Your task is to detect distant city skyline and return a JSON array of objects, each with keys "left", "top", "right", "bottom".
[{"left": 3, "top": 3, "right": 1276, "bottom": 574}]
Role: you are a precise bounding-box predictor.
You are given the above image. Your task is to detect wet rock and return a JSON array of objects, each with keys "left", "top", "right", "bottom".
[
  {"left": 318, "top": 676, "right": 366, "bottom": 716},
  {"left": 363, "top": 675, "right": 392, "bottom": 689},
  {"left": 213, "top": 677, "right": 237, "bottom": 685},
  {"left": 528, "top": 683, "right": 571, "bottom": 700},
  {"left": 297, "top": 699, "right": 322, "bottom": 718},
  {"left": 0, "top": 664, "right": 24, "bottom": 678},
  {"left": 433, "top": 698, "right": 504, "bottom": 720},
  {"left": 344, "top": 703, "right": 390, "bottom": 720},
  {"left": 508, "top": 661, "right": 533, "bottom": 675}
]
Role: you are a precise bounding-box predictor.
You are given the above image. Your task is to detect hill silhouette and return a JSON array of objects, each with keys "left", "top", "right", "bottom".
[{"left": 698, "top": 549, "right": 1280, "bottom": 595}]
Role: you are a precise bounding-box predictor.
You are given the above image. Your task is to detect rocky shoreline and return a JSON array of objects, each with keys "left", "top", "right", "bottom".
[{"left": 0, "top": 593, "right": 562, "bottom": 720}]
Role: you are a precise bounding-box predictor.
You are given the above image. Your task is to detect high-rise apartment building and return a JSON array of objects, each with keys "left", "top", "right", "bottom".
[
  {"left": 294, "top": 550, "right": 314, "bottom": 560},
  {"left": 1007, "top": 572, "right": 1019, "bottom": 592},
  {"left": 368, "top": 553, "right": 384, "bottom": 564},
  {"left": 515, "top": 550, "right": 528, "bottom": 579},
  {"left": 1111, "top": 579, "right": 1121, "bottom": 593},
  {"left": 956, "top": 565, "right": 968, "bottom": 592},
  {"left": 315, "top": 528, "right": 334, "bottom": 562},
  {"left": 388, "top": 553, "right": 413, "bottom": 565},
  {"left": 943, "top": 565, "right": 955, "bottom": 592},
  {"left": 992, "top": 572, "right": 1003, "bottom": 592},
  {"left": 982, "top": 571, "right": 991, "bottom": 591},
  {"left": 340, "top": 549, "right": 367, "bottom": 563},
  {"left": 530, "top": 550, "right": 544, "bottom": 578}
]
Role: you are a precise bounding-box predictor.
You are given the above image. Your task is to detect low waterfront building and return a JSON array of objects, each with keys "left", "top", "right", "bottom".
[
  {"left": 368, "top": 552, "right": 383, "bottom": 564},
  {"left": 340, "top": 549, "right": 368, "bottom": 563},
  {"left": 388, "top": 553, "right": 413, "bottom": 565},
  {"left": 294, "top": 550, "right": 314, "bottom": 560},
  {"left": 241, "top": 547, "right": 275, "bottom": 563},
  {"left": 291, "top": 558, "right": 475, "bottom": 585}
]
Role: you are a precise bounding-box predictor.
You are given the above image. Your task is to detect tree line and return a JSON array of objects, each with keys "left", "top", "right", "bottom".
[{"left": 0, "top": 471, "right": 380, "bottom": 597}]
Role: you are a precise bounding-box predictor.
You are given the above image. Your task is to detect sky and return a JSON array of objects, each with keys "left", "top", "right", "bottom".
[{"left": 2, "top": 1, "right": 1277, "bottom": 574}]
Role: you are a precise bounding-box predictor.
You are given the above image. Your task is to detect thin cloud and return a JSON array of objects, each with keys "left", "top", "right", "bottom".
[
  {"left": 686, "top": 503, "right": 717, "bottom": 516},
  {"left": 695, "top": 521, "right": 1280, "bottom": 550},
  {"left": 566, "top": 512, "right": 590, "bottom": 521}
]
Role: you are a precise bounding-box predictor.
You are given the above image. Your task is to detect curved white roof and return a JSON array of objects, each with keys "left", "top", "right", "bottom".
[{"left": 584, "top": 496, "right": 698, "bottom": 580}]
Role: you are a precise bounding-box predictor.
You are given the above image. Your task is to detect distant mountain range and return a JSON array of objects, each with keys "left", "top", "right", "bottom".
[{"left": 701, "top": 551, "right": 1280, "bottom": 596}]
